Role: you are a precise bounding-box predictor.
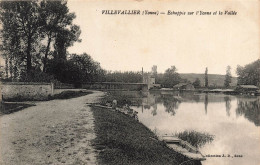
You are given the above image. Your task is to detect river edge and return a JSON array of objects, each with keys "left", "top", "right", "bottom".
[
  {"left": 1, "top": 90, "right": 202, "bottom": 165},
  {"left": 91, "top": 91, "right": 202, "bottom": 165}
]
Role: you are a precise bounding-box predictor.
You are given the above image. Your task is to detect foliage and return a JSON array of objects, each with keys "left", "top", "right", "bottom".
[
  {"left": 46, "top": 53, "right": 105, "bottom": 85},
  {"left": 236, "top": 59, "right": 260, "bottom": 87},
  {"left": 100, "top": 91, "right": 135, "bottom": 107},
  {"left": 192, "top": 78, "right": 201, "bottom": 88},
  {"left": 204, "top": 67, "right": 208, "bottom": 87},
  {"left": 175, "top": 130, "right": 214, "bottom": 148},
  {"left": 105, "top": 71, "right": 142, "bottom": 83},
  {"left": 180, "top": 73, "right": 237, "bottom": 88},
  {"left": 68, "top": 53, "right": 105, "bottom": 82},
  {"left": 224, "top": 65, "right": 232, "bottom": 88},
  {"left": 0, "top": 102, "right": 35, "bottom": 115},
  {"left": 50, "top": 91, "right": 92, "bottom": 100},
  {"left": 0, "top": 1, "right": 44, "bottom": 75},
  {"left": 162, "top": 66, "right": 181, "bottom": 87},
  {"left": 19, "top": 69, "right": 55, "bottom": 83},
  {"left": 151, "top": 65, "right": 157, "bottom": 76},
  {"left": 0, "top": 65, "right": 4, "bottom": 79},
  {"left": 39, "top": 0, "right": 81, "bottom": 72},
  {"left": 0, "top": 0, "right": 81, "bottom": 81}
]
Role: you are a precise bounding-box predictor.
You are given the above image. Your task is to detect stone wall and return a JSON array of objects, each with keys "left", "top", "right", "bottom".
[{"left": 0, "top": 82, "right": 54, "bottom": 101}]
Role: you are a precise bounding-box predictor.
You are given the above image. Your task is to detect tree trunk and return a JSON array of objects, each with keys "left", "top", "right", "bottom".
[
  {"left": 26, "top": 35, "right": 32, "bottom": 73},
  {"left": 43, "top": 36, "right": 52, "bottom": 72},
  {"left": 9, "top": 55, "right": 13, "bottom": 80},
  {"left": 5, "top": 56, "right": 9, "bottom": 78}
]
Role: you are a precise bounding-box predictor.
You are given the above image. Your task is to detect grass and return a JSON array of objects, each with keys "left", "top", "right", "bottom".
[
  {"left": 92, "top": 106, "right": 201, "bottom": 165},
  {"left": 175, "top": 130, "right": 214, "bottom": 148},
  {"left": 50, "top": 90, "right": 93, "bottom": 100},
  {"left": 100, "top": 91, "right": 143, "bottom": 107},
  {"left": 0, "top": 102, "right": 35, "bottom": 116},
  {"left": 3, "top": 91, "right": 93, "bottom": 102}
]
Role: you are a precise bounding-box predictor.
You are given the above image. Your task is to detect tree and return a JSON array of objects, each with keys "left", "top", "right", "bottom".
[
  {"left": 39, "top": 0, "right": 80, "bottom": 72},
  {"left": 0, "top": 1, "right": 43, "bottom": 74},
  {"left": 236, "top": 60, "right": 260, "bottom": 87},
  {"left": 151, "top": 65, "right": 157, "bottom": 76},
  {"left": 163, "top": 66, "right": 181, "bottom": 87},
  {"left": 69, "top": 53, "right": 104, "bottom": 82},
  {"left": 224, "top": 65, "right": 232, "bottom": 88},
  {"left": 46, "top": 53, "right": 105, "bottom": 84},
  {"left": 0, "top": 1, "right": 81, "bottom": 81},
  {"left": 104, "top": 71, "right": 142, "bottom": 83},
  {"left": 205, "top": 67, "right": 208, "bottom": 87},
  {"left": 151, "top": 65, "right": 158, "bottom": 83},
  {"left": 193, "top": 78, "right": 201, "bottom": 88}
]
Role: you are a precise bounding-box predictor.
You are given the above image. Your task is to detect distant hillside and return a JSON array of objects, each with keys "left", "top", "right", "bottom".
[{"left": 180, "top": 73, "right": 237, "bottom": 87}]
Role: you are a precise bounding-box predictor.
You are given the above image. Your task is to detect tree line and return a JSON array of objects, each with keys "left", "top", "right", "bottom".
[
  {"left": 0, "top": 1, "right": 258, "bottom": 88},
  {"left": 0, "top": 1, "right": 109, "bottom": 85}
]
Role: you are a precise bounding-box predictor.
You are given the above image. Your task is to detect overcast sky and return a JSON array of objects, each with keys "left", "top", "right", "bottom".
[
  {"left": 3, "top": 0, "right": 257, "bottom": 76},
  {"left": 67, "top": 0, "right": 259, "bottom": 75}
]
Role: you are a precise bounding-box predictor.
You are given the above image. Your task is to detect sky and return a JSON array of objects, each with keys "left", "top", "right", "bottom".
[
  {"left": 0, "top": 0, "right": 259, "bottom": 76},
  {"left": 67, "top": 0, "right": 259, "bottom": 75}
]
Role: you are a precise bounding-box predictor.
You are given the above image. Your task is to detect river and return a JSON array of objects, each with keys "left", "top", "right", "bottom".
[{"left": 114, "top": 90, "right": 260, "bottom": 165}]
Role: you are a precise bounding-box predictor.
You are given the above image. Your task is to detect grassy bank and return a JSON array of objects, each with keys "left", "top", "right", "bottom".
[
  {"left": 0, "top": 102, "right": 35, "bottom": 116},
  {"left": 3, "top": 90, "right": 93, "bottom": 102},
  {"left": 50, "top": 90, "right": 93, "bottom": 100},
  {"left": 92, "top": 106, "right": 201, "bottom": 165}
]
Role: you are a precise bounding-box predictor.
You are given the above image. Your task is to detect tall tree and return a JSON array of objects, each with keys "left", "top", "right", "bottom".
[
  {"left": 39, "top": 1, "right": 81, "bottom": 71},
  {"left": 151, "top": 65, "right": 158, "bottom": 83},
  {"left": 0, "top": 0, "right": 81, "bottom": 80},
  {"left": 53, "top": 25, "right": 81, "bottom": 60},
  {"left": 0, "top": 1, "right": 43, "bottom": 74},
  {"left": 204, "top": 67, "right": 208, "bottom": 87},
  {"left": 224, "top": 65, "right": 232, "bottom": 88}
]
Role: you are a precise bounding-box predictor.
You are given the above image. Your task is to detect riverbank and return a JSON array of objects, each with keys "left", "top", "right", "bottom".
[{"left": 91, "top": 91, "right": 201, "bottom": 165}]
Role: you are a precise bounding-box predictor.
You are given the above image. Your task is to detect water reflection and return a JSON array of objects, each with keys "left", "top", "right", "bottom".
[
  {"left": 158, "top": 95, "right": 181, "bottom": 115},
  {"left": 138, "top": 91, "right": 260, "bottom": 126},
  {"left": 224, "top": 96, "right": 231, "bottom": 117},
  {"left": 204, "top": 94, "right": 208, "bottom": 115},
  {"left": 142, "top": 92, "right": 181, "bottom": 116},
  {"left": 129, "top": 91, "right": 260, "bottom": 165},
  {"left": 236, "top": 97, "right": 260, "bottom": 126}
]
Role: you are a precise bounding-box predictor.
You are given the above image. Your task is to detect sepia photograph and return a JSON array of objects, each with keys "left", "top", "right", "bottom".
[{"left": 0, "top": 0, "right": 259, "bottom": 165}]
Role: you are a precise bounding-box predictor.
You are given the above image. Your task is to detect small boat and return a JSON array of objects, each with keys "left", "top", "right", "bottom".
[
  {"left": 160, "top": 135, "right": 206, "bottom": 161},
  {"left": 91, "top": 104, "right": 113, "bottom": 109}
]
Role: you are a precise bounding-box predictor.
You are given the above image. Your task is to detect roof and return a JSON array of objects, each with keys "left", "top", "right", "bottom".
[
  {"left": 173, "top": 83, "right": 192, "bottom": 88},
  {"left": 238, "top": 85, "right": 259, "bottom": 89}
]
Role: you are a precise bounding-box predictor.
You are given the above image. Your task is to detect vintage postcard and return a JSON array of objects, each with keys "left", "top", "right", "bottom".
[{"left": 0, "top": 0, "right": 259, "bottom": 165}]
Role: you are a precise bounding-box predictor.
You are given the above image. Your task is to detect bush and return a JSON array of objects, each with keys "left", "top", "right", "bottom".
[
  {"left": 175, "top": 130, "right": 214, "bottom": 148},
  {"left": 20, "top": 70, "right": 56, "bottom": 83}
]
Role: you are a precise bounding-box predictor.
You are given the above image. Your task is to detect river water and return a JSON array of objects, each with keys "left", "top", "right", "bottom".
[{"left": 118, "top": 90, "right": 260, "bottom": 165}]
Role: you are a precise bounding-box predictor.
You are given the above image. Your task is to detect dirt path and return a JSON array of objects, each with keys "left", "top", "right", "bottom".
[{"left": 0, "top": 90, "right": 104, "bottom": 165}]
